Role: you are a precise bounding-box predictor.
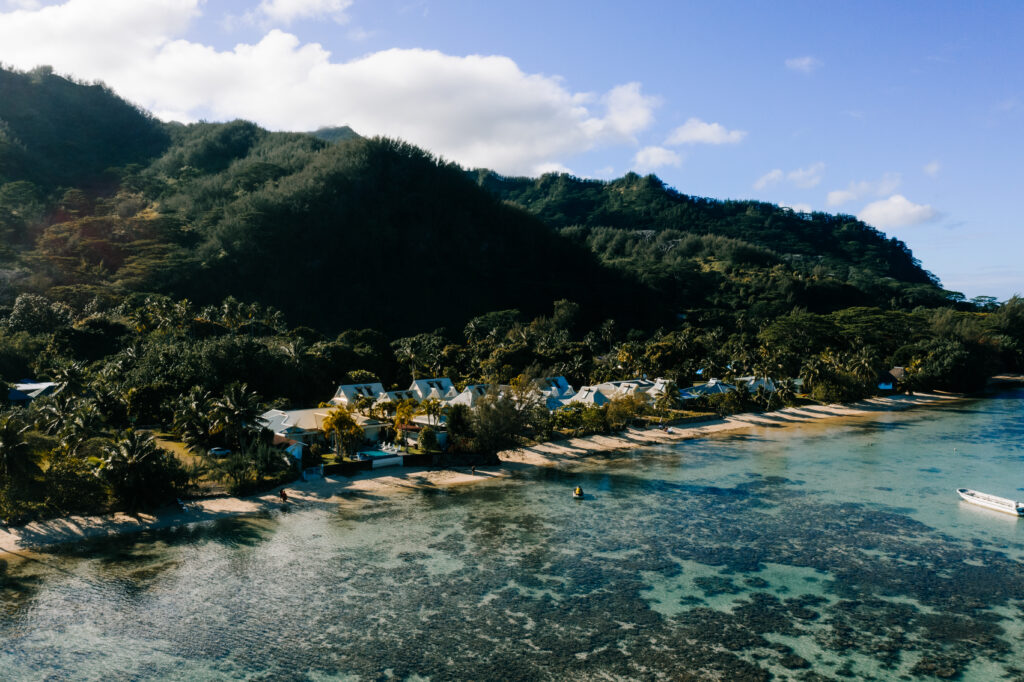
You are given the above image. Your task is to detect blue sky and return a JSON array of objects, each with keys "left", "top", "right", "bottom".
[{"left": 1, "top": 0, "right": 1021, "bottom": 299}]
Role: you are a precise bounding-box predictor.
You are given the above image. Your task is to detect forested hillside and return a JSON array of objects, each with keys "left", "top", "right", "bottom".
[
  {"left": 2, "top": 64, "right": 963, "bottom": 339},
  {"left": 474, "top": 171, "right": 950, "bottom": 320},
  {"left": 0, "top": 66, "right": 168, "bottom": 191}
]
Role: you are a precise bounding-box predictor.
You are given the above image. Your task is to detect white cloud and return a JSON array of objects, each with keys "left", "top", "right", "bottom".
[
  {"left": 665, "top": 117, "right": 746, "bottom": 145},
  {"left": 786, "top": 162, "right": 825, "bottom": 188},
  {"left": 534, "top": 162, "right": 573, "bottom": 176},
  {"left": 924, "top": 160, "right": 941, "bottom": 177},
  {"left": 632, "top": 146, "right": 682, "bottom": 172},
  {"left": 826, "top": 172, "right": 901, "bottom": 206},
  {"left": 858, "top": 195, "right": 937, "bottom": 228},
  {"left": 754, "top": 163, "right": 824, "bottom": 191},
  {"left": 754, "top": 169, "right": 783, "bottom": 190},
  {"left": 0, "top": 1, "right": 660, "bottom": 175},
  {"left": 256, "top": 0, "right": 352, "bottom": 24},
  {"left": 785, "top": 56, "right": 822, "bottom": 73},
  {"left": 591, "top": 82, "right": 660, "bottom": 142}
]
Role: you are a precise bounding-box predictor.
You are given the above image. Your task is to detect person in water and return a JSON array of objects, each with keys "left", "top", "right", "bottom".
[{"left": 574, "top": 486, "right": 583, "bottom": 497}]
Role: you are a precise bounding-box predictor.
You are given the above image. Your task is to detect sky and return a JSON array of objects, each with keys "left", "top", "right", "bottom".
[{"left": 0, "top": 0, "right": 1021, "bottom": 299}]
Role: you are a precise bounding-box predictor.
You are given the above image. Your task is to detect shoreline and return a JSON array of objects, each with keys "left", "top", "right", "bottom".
[{"left": 0, "top": 390, "right": 992, "bottom": 555}]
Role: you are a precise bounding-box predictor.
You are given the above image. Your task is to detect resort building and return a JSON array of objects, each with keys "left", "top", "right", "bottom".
[
  {"left": 259, "top": 408, "right": 383, "bottom": 444},
  {"left": 331, "top": 383, "right": 386, "bottom": 406},
  {"left": 449, "top": 384, "right": 492, "bottom": 408},
  {"left": 408, "top": 378, "right": 458, "bottom": 401},
  {"left": 567, "top": 386, "right": 612, "bottom": 406},
  {"left": 258, "top": 408, "right": 330, "bottom": 444}
]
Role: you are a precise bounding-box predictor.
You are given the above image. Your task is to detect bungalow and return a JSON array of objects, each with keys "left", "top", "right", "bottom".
[
  {"left": 567, "top": 386, "right": 611, "bottom": 407},
  {"left": 596, "top": 378, "right": 657, "bottom": 399},
  {"left": 645, "top": 378, "right": 693, "bottom": 403},
  {"left": 878, "top": 367, "right": 905, "bottom": 392},
  {"left": 408, "top": 378, "right": 458, "bottom": 401},
  {"left": 259, "top": 408, "right": 383, "bottom": 444},
  {"left": 449, "top": 384, "right": 491, "bottom": 408},
  {"left": 331, "top": 383, "right": 386, "bottom": 407},
  {"left": 258, "top": 408, "right": 329, "bottom": 445},
  {"left": 375, "top": 389, "right": 419, "bottom": 408},
  {"left": 737, "top": 376, "right": 777, "bottom": 393},
  {"left": 685, "top": 378, "right": 736, "bottom": 397},
  {"left": 535, "top": 376, "right": 574, "bottom": 398},
  {"left": 8, "top": 380, "right": 57, "bottom": 407}
]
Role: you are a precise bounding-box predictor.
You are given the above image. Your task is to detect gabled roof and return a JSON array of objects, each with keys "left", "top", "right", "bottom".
[
  {"left": 331, "top": 383, "right": 386, "bottom": 405},
  {"left": 449, "top": 384, "right": 491, "bottom": 407},
  {"left": 259, "top": 408, "right": 330, "bottom": 434},
  {"left": 8, "top": 381, "right": 57, "bottom": 402},
  {"left": 737, "top": 376, "right": 776, "bottom": 392},
  {"left": 535, "top": 376, "right": 573, "bottom": 396},
  {"left": 568, "top": 386, "right": 611, "bottom": 406},
  {"left": 376, "top": 389, "right": 418, "bottom": 404},
  {"left": 408, "top": 378, "right": 456, "bottom": 400},
  {"left": 686, "top": 378, "right": 736, "bottom": 396}
]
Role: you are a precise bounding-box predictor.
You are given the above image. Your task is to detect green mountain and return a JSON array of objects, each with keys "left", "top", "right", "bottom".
[
  {"left": 0, "top": 65, "right": 952, "bottom": 338},
  {"left": 472, "top": 171, "right": 949, "bottom": 318},
  {"left": 0, "top": 66, "right": 168, "bottom": 191},
  {"left": 311, "top": 126, "right": 361, "bottom": 143}
]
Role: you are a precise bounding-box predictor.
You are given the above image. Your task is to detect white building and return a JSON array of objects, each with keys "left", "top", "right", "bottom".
[
  {"left": 449, "top": 384, "right": 491, "bottom": 408},
  {"left": 567, "top": 386, "right": 612, "bottom": 407},
  {"left": 408, "top": 378, "right": 458, "bottom": 401},
  {"left": 331, "top": 383, "right": 386, "bottom": 406}
]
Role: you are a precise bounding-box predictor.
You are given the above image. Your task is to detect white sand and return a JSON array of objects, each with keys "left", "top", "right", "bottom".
[{"left": 0, "top": 391, "right": 970, "bottom": 554}]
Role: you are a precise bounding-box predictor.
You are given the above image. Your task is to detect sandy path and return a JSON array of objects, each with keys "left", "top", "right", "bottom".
[{"left": 0, "top": 391, "right": 970, "bottom": 554}]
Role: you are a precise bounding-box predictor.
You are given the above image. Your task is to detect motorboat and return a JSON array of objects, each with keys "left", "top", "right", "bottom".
[{"left": 956, "top": 488, "right": 1024, "bottom": 517}]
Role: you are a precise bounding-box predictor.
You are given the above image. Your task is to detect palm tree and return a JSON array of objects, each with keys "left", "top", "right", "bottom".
[
  {"left": 209, "top": 383, "right": 263, "bottom": 452},
  {"left": 51, "top": 361, "right": 88, "bottom": 398},
  {"left": 417, "top": 397, "right": 443, "bottom": 427},
  {"left": 776, "top": 379, "right": 797, "bottom": 405},
  {"left": 0, "top": 411, "right": 35, "bottom": 487},
  {"left": 394, "top": 399, "right": 418, "bottom": 452},
  {"left": 354, "top": 395, "right": 375, "bottom": 417},
  {"left": 173, "top": 387, "right": 213, "bottom": 454},
  {"left": 321, "top": 405, "right": 364, "bottom": 457},
  {"left": 654, "top": 380, "right": 682, "bottom": 414},
  {"left": 96, "top": 429, "right": 180, "bottom": 513}
]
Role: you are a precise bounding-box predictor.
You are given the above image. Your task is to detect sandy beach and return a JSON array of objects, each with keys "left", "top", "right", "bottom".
[{"left": 0, "top": 391, "right": 978, "bottom": 554}]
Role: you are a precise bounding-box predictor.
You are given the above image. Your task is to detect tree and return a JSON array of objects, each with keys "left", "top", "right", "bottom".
[
  {"left": 417, "top": 397, "right": 443, "bottom": 426},
  {"left": 0, "top": 411, "right": 35, "bottom": 488},
  {"left": 95, "top": 429, "right": 185, "bottom": 513},
  {"left": 418, "top": 426, "right": 439, "bottom": 453},
  {"left": 209, "top": 382, "right": 262, "bottom": 452},
  {"left": 470, "top": 391, "right": 524, "bottom": 462},
  {"left": 446, "top": 404, "right": 472, "bottom": 451},
  {"left": 393, "top": 398, "right": 418, "bottom": 451},
  {"left": 654, "top": 380, "right": 683, "bottom": 413},
  {"left": 606, "top": 393, "right": 647, "bottom": 431},
  {"left": 321, "top": 405, "right": 364, "bottom": 457},
  {"left": 173, "top": 386, "right": 213, "bottom": 454}
]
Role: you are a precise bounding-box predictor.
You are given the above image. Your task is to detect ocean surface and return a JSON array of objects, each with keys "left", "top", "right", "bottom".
[{"left": 2, "top": 387, "right": 1024, "bottom": 681}]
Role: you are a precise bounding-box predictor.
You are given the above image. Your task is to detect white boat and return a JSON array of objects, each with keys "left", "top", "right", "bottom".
[{"left": 956, "top": 488, "right": 1024, "bottom": 517}]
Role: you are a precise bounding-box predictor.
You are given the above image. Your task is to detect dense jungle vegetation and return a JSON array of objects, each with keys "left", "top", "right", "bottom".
[{"left": 0, "top": 65, "right": 1021, "bottom": 523}]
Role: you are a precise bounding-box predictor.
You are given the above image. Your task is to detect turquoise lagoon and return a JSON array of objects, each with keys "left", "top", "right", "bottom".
[{"left": 2, "top": 387, "right": 1024, "bottom": 680}]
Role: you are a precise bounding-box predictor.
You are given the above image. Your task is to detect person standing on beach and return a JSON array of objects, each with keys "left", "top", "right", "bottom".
[{"left": 279, "top": 489, "right": 288, "bottom": 503}]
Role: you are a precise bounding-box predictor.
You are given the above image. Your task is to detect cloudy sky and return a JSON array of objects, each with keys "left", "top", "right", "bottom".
[{"left": 1, "top": 0, "right": 1021, "bottom": 299}]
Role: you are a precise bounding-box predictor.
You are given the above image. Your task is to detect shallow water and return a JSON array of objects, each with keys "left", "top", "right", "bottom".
[{"left": 3, "top": 388, "right": 1024, "bottom": 680}]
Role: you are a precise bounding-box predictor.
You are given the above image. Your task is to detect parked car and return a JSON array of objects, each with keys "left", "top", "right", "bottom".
[{"left": 208, "top": 447, "right": 232, "bottom": 458}]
